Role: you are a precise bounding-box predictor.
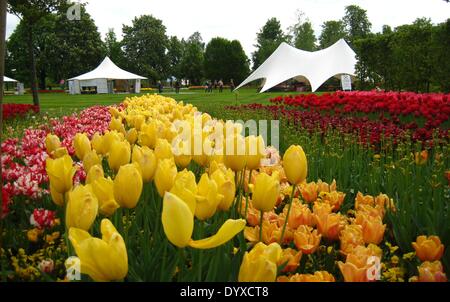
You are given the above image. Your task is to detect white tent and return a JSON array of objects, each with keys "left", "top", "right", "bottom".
[
  {"left": 68, "top": 57, "right": 147, "bottom": 94},
  {"left": 236, "top": 39, "right": 357, "bottom": 92},
  {"left": 4, "top": 76, "right": 18, "bottom": 82}
]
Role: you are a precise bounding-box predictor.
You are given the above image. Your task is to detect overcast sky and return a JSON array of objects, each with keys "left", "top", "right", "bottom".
[{"left": 6, "top": 0, "right": 450, "bottom": 56}]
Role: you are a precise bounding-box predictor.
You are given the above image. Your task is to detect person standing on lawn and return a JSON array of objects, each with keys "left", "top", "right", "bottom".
[
  {"left": 230, "top": 79, "right": 235, "bottom": 92},
  {"left": 174, "top": 80, "right": 181, "bottom": 94},
  {"left": 157, "top": 81, "right": 163, "bottom": 93},
  {"left": 218, "top": 79, "right": 224, "bottom": 92}
]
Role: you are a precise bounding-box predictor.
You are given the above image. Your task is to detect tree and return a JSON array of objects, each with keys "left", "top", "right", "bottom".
[
  {"left": 8, "top": 0, "right": 64, "bottom": 106},
  {"left": 167, "top": 36, "right": 184, "bottom": 80},
  {"left": 289, "top": 11, "right": 316, "bottom": 51},
  {"left": 204, "top": 37, "right": 249, "bottom": 84},
  {"left": 319, "top": 20, "right": 346, "bottom": 49},
  {"left": 252, "top": 18, "right": 288, "bottom": 70},
  {"left": 122, "top": 15, "right": 170, "bottom": 82},
  {"left": 105, "top": 28, "right": 125, "bottom": 68},
  {"left": 7, "top": 3, "right": 105, "bottom": 87},
  {"left": 343, "top": 5, "right": 372, "bottom": 43},
  {"left": 179, "top": 32, "right": 204, "bottom": 85}
]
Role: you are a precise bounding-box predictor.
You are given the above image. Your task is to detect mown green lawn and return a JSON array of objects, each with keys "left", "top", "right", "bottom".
[{"left": 3, "top": 88, "right": 293, "bottom": 112}]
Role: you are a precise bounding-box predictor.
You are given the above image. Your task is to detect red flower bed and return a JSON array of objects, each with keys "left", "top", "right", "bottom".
[
  {"left": 1, "top": 106, "right": 112, "bottom": 215},
  {"left": 226, "top": 91, "right": 449, "bottom": 146},
  {"left": 2, "top": 104, "right": 40, "bottom": 120}
]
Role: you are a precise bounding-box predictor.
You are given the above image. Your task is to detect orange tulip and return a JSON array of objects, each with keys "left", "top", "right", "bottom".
[
  {"left": 338, "top": 244, "right": 382, "bottom": 282},
  {"left": 277, "top": 271, "right": 335, "bottom": 282},
  {"left": 339, "top": 224, "right": 364, "bottom": 255},
  {"left": 244, "top": 221, "right": 293, "bottom": 245},
  {"left": 355, "top": 213, "right": 386, "bottom": 245},
  {"left": 320, "top": 191, "right": 345, "bottom": 211},
  {"left": 417, "top": 261, "right": 447, "bottom": 282},
  {"left": 412, "top": 235, "right": 445, "bottom": 262},
  {"left": 314, "top": 212, "right": 346, "bottom": 241},
  {"left": 300, "top": 182, "right": 318, "bottom": 203},
  {"left": 277, "top": 248, "right": 302, "bottom": 273},
  {"left": 293, "top": 225, "right": 321, "bottom": 254},
  {"left": 283, "top": 199, "right": 314, "bottom": 229}
]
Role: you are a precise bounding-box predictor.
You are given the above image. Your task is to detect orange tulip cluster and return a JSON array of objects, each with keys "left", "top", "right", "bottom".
[{"left": 410, "top": 236, "right": 447, "bottom": 282}]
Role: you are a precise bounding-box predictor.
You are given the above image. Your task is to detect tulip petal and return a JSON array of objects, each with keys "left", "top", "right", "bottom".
[
  {"left": 162, "top": 192, "right": 194, "bottom": 248},
  {"left": 189, "top": 219, "right": 246, "bottom": 249}
]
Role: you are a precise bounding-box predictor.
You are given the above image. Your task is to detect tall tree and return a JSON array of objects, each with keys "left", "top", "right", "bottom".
[
  {"left": 167, "top": 36, "right": 184, "bottom": 80},
  {"left": 289, "top": 11, "right": 316, "bottom": 51},
  {"left": 7, "top": 3, "right": 105, "bottom": 86},
  {"left": 252, "top": 18, "right": 287, "bottom": 70},
  {"left": 122, "top": 15, "right": 169, "bottom": 82},
  {"left": 105, "top": 28, "right": 125, "bottom": 67},
  {"left": 204, "top": 37, "right": 249, "bottom": 84},
  {"left": 319, "top": 20, "right": 346, "bottom": 49},
  {"left": 343, "top": 5, "right": 372, "bottom": 43},
  {"left": 8, "top": 0, "right": 64, "bottom": 106},
  {"left": 179, "top": 32, "right": 204, "bottom": 85},
  {"left": 47, "top": 3, "right": 105, "bottom": 80}
]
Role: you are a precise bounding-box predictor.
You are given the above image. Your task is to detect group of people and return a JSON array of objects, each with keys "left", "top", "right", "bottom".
[
  {"left": 157, "top": 80, "right": 181, "bottom": 94},
  {"left": 204, "top": 79, "right": 235, "bottom": 93}
]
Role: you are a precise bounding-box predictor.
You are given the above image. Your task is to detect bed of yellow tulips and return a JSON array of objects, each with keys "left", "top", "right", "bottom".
[{"left": 41, "top": 94, "right": 447, "bottom": 282}]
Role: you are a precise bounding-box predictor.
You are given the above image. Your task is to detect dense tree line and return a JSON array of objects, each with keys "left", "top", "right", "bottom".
[{"left": 354, "top": 18, "right": 450, "bottom": 92}]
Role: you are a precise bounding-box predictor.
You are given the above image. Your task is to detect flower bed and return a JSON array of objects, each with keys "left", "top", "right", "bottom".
[
  {"left": 2, "top": 104, "right": 40, "bottom": 120},
  {"left": 1, "top": 94, "right": 448, "bottom": 282}
]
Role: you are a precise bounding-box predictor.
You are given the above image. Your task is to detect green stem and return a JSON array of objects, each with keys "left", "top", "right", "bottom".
[
  {"left": 244, "top": 170, "right": 252, "bottom": 219},
  {"left": 279, "top": 184, "right": 297, "bottom": 245}
]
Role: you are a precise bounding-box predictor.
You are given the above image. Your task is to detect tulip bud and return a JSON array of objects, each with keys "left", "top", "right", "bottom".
[
  {"left": 66, "top": 184, "right": 98, "bottom": 231},
  {"left": 92, "top": 177, "right": 120, "bottom": 216},
  {"left": 52, "top": 147, "right": 69, "bottom": 159},
  {"left": 154, "top": 158, "right": 177, "bottom": 197},
  {"left": 73, "top": 133, "right": 91, "bottom": 160},
  {"left": 170, "top": 170, "right": 197, "bottom": 214},
  {"left": 46, "top": 155, "right": 77, "bottom": 194},
  {"left": 210, "top": 168, "right": 236, "bottom": 211},
  {"left": 155, "top": 138, "right": 173, "bottom": 161},
  {"left": 412, "top": 235, "right": 445, "bottom": 262},
  {"left": 195, "top": 173, "right": 222, "bottom": 221},
  {"left": 223, "top": 134, "right": 246, "bottom": 172},
  {"left": 91, "top": 133, "right": 106, "bottom": 155},
  {"left": 245, "top": 135, "right": 265, "bottom": 170},
  {"left": 113, "top": 164, "right": 143, "bottom": 209},
  {"left": 283, "top": 145, "right": 308, "bottom": 185},
  {"left": 82, "top": 150, "right": 102, "bottom": 174},
  {"left": 131, "top": 145, "right": 157, "bottom": 182},
  {"left": 126, "top": 128, "right": 138, "bottom": 145},
  {"left": 252, "top": 172, "right": 280, "bottom": 212},
  {"left": 108, "top": 140, "right": 131, "bottom": 172},
  {"left": 45, "top": 134, "right": 61, "bottom": 154},
  {"left": 238, "top": 242, "right": 282, "bottom": 282},
  {"left": 138, "top": 122, "right": 157, "bottom": 149},
  {"left": 86, "top": 165, "right": 104, "bottom": 184}
]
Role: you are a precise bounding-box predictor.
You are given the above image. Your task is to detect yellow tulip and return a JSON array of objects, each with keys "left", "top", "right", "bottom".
[
  {"left": 238, "top": 242, "right": 282, "bottom": 282},
  {"left": 83, "top": 150, "right": 102, "bottom": 174},
  {"left": 210, "top": 168, "right": 236, "bottom": 211},
  {"left": 223, "top": 134, "right": 246, "bottom": 172},
  {"left": 109, "top": 117, "right": 126, "bottom": 135},
  {"left": 68, "top": 219, "right": 128, "bottom": 281},
  {"left": 91, "top": 133, "right": 106, "bottom": 155},
  {"left": 91, "top": 177, "right": 120, "bottom": 216},
  {"left": 195, "top": 173, "right": 223, "bottom": 221},
  {"left": 102, "top": 131, "right": 124, "bottom": 155},
  {"left": 45, "top": 134, "right": 61, "bottom": 154},
  {"left": 46, "top": 155, "right": 77, "bottom": 194},
  {"left": 66, "top": 184, "right": 98, "bottom": 231},
  {"left": 245, "top": 135, "right": 265, "bottom": 170},
  {"left": 155, "top": 138, "right": 173, "bottom": 161},
  {"left": 138, "top": 122, "right": 157, "bottom": 149},
  {"left": 109, "top": 106, "right": 121, "bottom": 118},
  {"left": 173, "top": 140, "right": 192, "bottom": 168},
  {"left": 113, "top": 164, "right": 143, "bottom": 209},
  {"left": 52, "top": 147, "right": 69, "bottom": 159},
  {"left": 170, "top": 169, "right": 197, "bottom": 214},
  {"left": 251, "top": 172, "right": 280, "bottom": 212},
  {"left": 154, "top": 158, "right": 177, "bottom": 197},
  {"left": 86, "top": 165, "right": 104, "bottom": 184},
  {"left": 73, "top": 133, "right": 92, "bottom": 160},
  {"left": 131, "top": 145, "right": 157, "bottom": 182},
  {"left": 283, "top": 145, "right": 308, "bottom": 185},
  {"left": 50, "top": 184, "right": 65, "bottom": 206},
  {"left": 108, "top": 140, "right": 131, "bottom": 172},
  {"left": 126, "top": 128, "right": 138, "bottom": 145},
  {"left": 132, "top": 114, "right": 145, "bottom": 131},
  {"left": 162, "top": 192, "right": 245, "bottom": 248}
]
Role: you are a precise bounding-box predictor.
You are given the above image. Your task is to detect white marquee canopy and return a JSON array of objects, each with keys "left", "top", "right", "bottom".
[
  {"left": 3, "top": 76, "right": 18, "bottom": 82},
  {"left": 236, "top": 39, "right": 357, "bottom": 92},
  {"left": 68, "top": 57, "right": 147, "bottom": 94}
]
